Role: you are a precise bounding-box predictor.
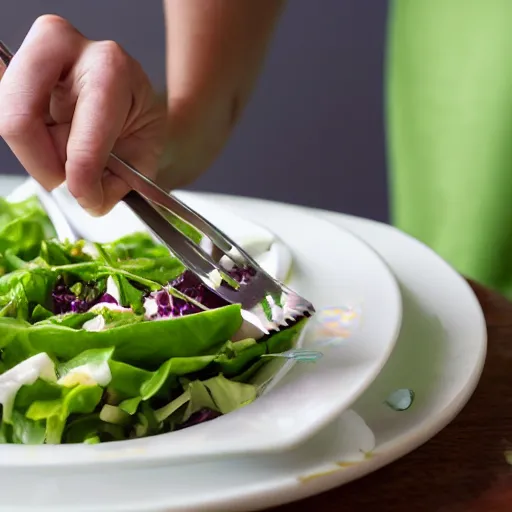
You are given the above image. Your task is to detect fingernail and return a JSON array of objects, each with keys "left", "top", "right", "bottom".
[
  {"left": 76, "top": 197, "right": 96, "bottom": 207},
  {"left": 76, "top": 195, "right": 102, "bottom": 213}
]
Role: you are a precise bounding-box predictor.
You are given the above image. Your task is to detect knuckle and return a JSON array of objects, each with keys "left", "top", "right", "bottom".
[
  {"left": 32, "top": 14, "right": 71, "bottom": 34},
  {"left": 0, "top": 111, "right": 34, "bottom": 140},
  {"left": 67, "top": 148, "right": 99, "bottom": 178},
  {"left": 94, "top": 40, "right": 130, "bottom": 73},
  {"left": 28, "top": 15, "right": 85, "bottom": 52}
]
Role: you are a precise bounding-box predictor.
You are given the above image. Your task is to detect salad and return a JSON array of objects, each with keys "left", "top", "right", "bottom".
[{"left": 0, "top": 195, "right": 305, "bottom": 445}]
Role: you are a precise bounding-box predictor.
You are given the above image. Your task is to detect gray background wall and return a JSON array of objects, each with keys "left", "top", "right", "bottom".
[{"left": 0, "top": 0, "right": 389, "bottom": 222}]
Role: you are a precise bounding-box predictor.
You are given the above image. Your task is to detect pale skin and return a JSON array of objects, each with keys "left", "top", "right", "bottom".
[{"left": 0, "top": 0, "right": 285, "bottom": 215}]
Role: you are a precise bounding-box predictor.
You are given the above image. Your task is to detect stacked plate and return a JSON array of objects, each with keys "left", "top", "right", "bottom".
[{"left": 0, "top": 178, "right": 486, "bottom": 512}]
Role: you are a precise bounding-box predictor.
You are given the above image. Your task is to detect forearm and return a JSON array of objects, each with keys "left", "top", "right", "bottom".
[{"left": 160, "top": 0, "right": 285, "bottom": 188}]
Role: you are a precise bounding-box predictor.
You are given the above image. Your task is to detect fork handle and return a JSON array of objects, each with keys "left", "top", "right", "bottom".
[{"left": 0, "top": 40, "right": 12, "bottom": 81}]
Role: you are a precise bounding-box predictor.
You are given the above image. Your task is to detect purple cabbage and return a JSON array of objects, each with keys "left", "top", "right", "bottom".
[
  {"left": 227, "top": 265, "right": 256, "bottom": 285},
  {"left": 52, "top": 280, "right": 118, "bottom": 315},
  {"left": 176, "top": 408, "right": 222, "bottom": 430},
  {"left": 99, "top": 293, "right": 118, "bottom": 305},
  {"left": 52, "top": 282, "right": 89, "bottom": 314},
  {"left": 147, "top": 267, "right": 255, "bottom": 319},
  {"left": 55, "top": 264, "right": 255, "bottom": 318},
  {"left": 147, "top": 272, "right": 226, "bottom": 319}
]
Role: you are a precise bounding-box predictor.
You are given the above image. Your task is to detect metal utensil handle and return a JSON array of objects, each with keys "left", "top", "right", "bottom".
[
  {"left": 123, "top": 190, "right": 234, "bottom": 287},
  {"left": 0, "top": 40, "right": 12, "bottom": 79}
]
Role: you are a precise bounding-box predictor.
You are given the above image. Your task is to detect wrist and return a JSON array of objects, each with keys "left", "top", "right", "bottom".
[{"left": 156, "top": 91, "right": 234, "bottom": 190}]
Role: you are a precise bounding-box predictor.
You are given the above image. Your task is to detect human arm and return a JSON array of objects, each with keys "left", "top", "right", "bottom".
[{"left": 161, "top": 0, "right": 285, "bottom": 189}]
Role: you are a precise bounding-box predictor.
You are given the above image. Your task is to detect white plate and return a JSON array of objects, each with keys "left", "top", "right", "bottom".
[
  {"left": 0, "top": 181, "right": 401, "bottom": 468},
  {"left": 0, "top": 194, "right": 486, "bottom": 512}
]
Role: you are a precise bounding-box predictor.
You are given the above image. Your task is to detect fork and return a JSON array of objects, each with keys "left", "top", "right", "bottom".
[
  {"left": 0, "top": 40, "right": 315, "bottom": 335},
  {"left": 114, "top": 159, "right": 315, "bottom": 334}
]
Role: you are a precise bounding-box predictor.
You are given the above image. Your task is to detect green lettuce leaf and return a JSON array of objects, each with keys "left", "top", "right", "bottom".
[
  {"left": 39, "top": 239, "right": 92, "bottom": 266},
  {"left": 100, "top": 233, "right": 170, "bottom": 260},
  {"left": 202, "top": 374, "right": 257, "bottom": 414},
  {"left": 14, "top": 379, "right": 62, "bottom": 411},
  {"left": 97, "top": 233, "right": 184, "bottom": 285},
  {"left": 266, "top": 319, "right": 307, "bottom": 353},
  {"left": 182, "top": 380, "right": 217, "bottom": 421},
  {"left": 0, "top": 215, "right": 45, "bottom": 261},
  {"left": 30, "top": 304, "right": 54, "bottom": 323},
  {"left": 0, "top": 196, "right": 55, "bottom": 261},
  {"left": 0, "top": 267, "right": 57, "bottom": 321},
  {"left": 1, "top": 304, "right": 243, "bottom": 368},
  {"left": 109, "top": 361, "right": 152, "bottom": 397},
  {"left": 231, "top": 359, "right": 268, "bottom": 383},
  {"left": 57, "top": 347, "right": 114, "bottom": 378},
  {"left": 154, "top": 389, "right": 190, "bottom": 423},
  {"left": 0, "top": 196, "right": 53, "bottom": 232},
  {"left": 96, "top": 309, "right": 143, "bottom": 329},
  {"left": 94, "top": 243, "right": 145, "bottom": 312},
  {"left": 155, "top": 375, "right": 257, "bottom": 424},
  {"left": 35, "top": 311, "right": 96, "bottom": 329},
  {"left": 133, "top": 402, "right": 162, "bottom": 437},
  {"left": 214, "top": 339, "right": 265, "bottom": 377},
  {"left": 117, "top": 257, "right": 184, "bottom": 285},
  {"left": 118, "top": 396, "right": 142, "bottom": 415},
  {"left": 140, "top": 354, "right": 216, "bottom": 400},
  {"left": 83, "top": 435, "right": 101, "bottom": 444},
  {"left": 99, "top": 404, "right": 132, "bottom": 426},
  {"left": 26, "top": 384, "right": 103, "bottom": 444},
  {"left": 11, "top": 410, "right": 45, "bottom": 445},
  {"left": 229, "top": 319, "right": 309, "bottom": 385},
  {"left": 3, "top": 249, "right": 29, "bottom": 272},
  {"left": 64, "top": 413, "right": 126, "bottom": 443},
  {"left": 36, "top": 308, "right": 142, "bottom": 331},
  {"left": 103, "top": 352, "right": 214, "bottom": 401},
  {"left": 212, "top": 319, "right": 308, "bottom": 380}
]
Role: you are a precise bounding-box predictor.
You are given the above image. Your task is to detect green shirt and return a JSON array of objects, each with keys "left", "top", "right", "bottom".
[{"left": 388, "top": 0, "right": 512, "bottom": 297}]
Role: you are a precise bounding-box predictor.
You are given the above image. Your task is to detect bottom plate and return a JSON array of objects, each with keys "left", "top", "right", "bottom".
[{"left": 0, "top": 194, "right": 486, "bottom": 512}]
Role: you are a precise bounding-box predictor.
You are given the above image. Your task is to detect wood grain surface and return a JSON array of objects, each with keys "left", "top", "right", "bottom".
[{"left": 270, "top": 281, "right": 512, "bottom": 512}]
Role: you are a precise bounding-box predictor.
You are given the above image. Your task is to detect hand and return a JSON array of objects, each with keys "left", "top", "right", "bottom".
[{"left": 0, "top": 15, "right": 167, "bottom": 215}]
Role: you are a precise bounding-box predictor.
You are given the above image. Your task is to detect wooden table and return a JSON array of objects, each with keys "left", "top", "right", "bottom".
[{"left": 271, "top": 282, "right": 512, "bottom": 512}]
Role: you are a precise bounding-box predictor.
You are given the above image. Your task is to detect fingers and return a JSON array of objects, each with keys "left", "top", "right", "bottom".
[
  {"left": 64, "top": 40, "right": 135, "bottom": 212},
  {"left": 0, "top": 15, "right": 85, "bottom": 190},
  {"left": 0, "top": 15, "right": 163, "bottom": 216}
]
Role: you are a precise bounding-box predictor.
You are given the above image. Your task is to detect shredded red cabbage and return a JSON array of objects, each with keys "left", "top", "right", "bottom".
[
  {"left": 169, "top": 271, "right": 227, "bottom": 313},
  {"left": 52, "top": 282, "right": 86, "bottom": 314},
  {"left": 227, "top": 265, "right": 256, "bottom": 285},
  {"left": 99, "top": 293, "right": 118, "bottom": 305},
  {"left": 55, "top": 265, "right": 255, "bottom": 318},
  {"left": 148, "top": 272, "right": 226, "bottom": 318},
  {"left": 148, "top": 267, "right": 255, "bottom": 319},
  {"left": 52, "top": 280, "right": 118, "bottom": 314}
]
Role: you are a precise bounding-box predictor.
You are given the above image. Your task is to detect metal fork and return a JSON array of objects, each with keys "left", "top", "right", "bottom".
[
  {"left": 115, "top": 158, "right": 315, "bottom": 334},
  {"left": 0, "top": 40, "right": 315, "bottom": 334}
]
